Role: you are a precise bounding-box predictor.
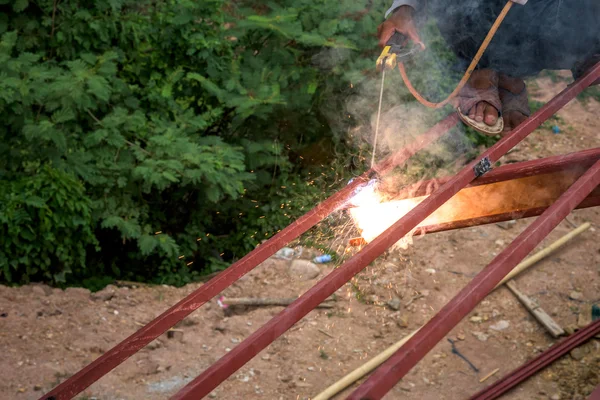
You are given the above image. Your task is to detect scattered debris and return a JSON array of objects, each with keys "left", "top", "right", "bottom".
[
  {"left": 425, "top": 268, "right": 436, "bottom": 274},
  {"left": 490, "top": 320, "right": 510, "bottom": 332},
  {"left": 167, "top": 330, "right": 183, "bottom": 341},
  {"left": 552, "top": 125, "right": 561, "bottom": 134},
  {"left": 472, "top": 331, "right": 489, "bottom": 342},
  {"left": 318, "top": 329, "right": 335, "bottom": 338},
  {"left": 479, "top": 368, "right": 500, "bottom": 383},
  {"left": 448, "top": 338, "right": 479, "bottom": 372},
  {"left": 569, "top": 291, "right": 584, "bottom": 301},
  {"left": 405, "top": 294, "right": 424, "bottom": 307},
  {"left": 387, "top": 297, "right": 402, "bottom": 311},
  {"left": 275, "top": 247, "right": 296, "bottom": 260}
]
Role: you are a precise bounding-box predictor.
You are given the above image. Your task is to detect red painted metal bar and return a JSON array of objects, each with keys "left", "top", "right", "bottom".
[
  {"left": 171, "top": 55, "right": 600, "bottom": 400},
  {"left": 417, "top": 190, "right": 600, "bottom": 235},
  {"left": 392, "top": 147, "right": 600, "bottom": 200},
  {"left": 349, "top": 159, "right": 600, "bottom": 400},
  {"left": 590, "top": 383, "right": 600, "bottom": 400},
  {"left": 470, "top": 320, "right": 600, "bottom": 400},
  {"left": 40, "top": 117, "right": 457, "bottom": 400}
]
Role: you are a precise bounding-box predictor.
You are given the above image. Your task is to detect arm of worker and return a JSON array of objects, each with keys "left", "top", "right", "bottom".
[
  {"left": 384, "top": 0, "right": 423, "bottom": 18},
  {"left": 378, "top": 2, "right": 425, "bottom": 49}
]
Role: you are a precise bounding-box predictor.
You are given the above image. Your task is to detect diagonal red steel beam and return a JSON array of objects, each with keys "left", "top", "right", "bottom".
[
  {"left": 470, "top": 319, "right": 600, "bottom": 400},
  {"left": 591, "top": 383, "right": 600, "bottom": 400},
  {"left": 171, "top": 57, "right": 600, "bottom": 400},
  {"left": 40, "top": 116, "right": 458, "bottom": 400},
  {"left": 416, "top": 190, "right": 600, "bottom": 235},
  {"left": 392, "top": 147, "right": 600, "bottom": 200},
  {"left": 349, "top": 160, "right": 600, "bottom": 399}
]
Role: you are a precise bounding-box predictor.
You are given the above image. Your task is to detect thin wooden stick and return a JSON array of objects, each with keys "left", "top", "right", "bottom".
[
  {"left": 479, "top": 368, "right": 500, "bottom": 383},
  {"left": 221, "top": 297, "right": 335, "bottom": 309},
  {"left": 313, "top": 223, "right": 591, "bottom": 400}
]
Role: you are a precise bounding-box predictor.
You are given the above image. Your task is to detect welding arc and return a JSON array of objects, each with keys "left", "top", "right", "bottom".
[
  {"left": 371, "top": 69, "right": 386, "bottom": 168},
  {"left": 399, "top": 1, "right": 514, "bottom": 109}
]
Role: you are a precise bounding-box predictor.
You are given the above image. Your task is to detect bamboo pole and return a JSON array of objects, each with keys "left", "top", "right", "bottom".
[{"left": 313, "top": 223, "right": 591, "bottom": 400}]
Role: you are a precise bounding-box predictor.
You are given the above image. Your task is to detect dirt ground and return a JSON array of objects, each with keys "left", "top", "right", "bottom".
[{"left": 1, "top": 74, "right": 600, "bottom": 400}]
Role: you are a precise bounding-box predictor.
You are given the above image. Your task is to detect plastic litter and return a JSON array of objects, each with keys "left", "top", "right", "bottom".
[
  {"left": 552, "top": 125, "right": 561, "bottom": 134},
  {"left": 313, "top": 255, "right": 332, "bottom": 264},
  {"left": 274, "top": 247, "right": 295, "bottom": 260}
]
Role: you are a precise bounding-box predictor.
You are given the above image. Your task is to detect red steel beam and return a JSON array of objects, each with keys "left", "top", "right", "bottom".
[
  {"left": 590, "top": 384, "right": 600, "bottom": 400},
  {"left": 171, "top": 55, "right": 600, "bottom": 400},
  {"left": 349, "top": 159, "right": 600, "bottom": 399},
  {"left": 417, "top": 190, "right": 600, "bottom": 235},
  {"left": 470, "top": 320, "right": 600, "bottom": 400},
  {"left": 391, "top": 147, "right": 600, "bottom": 200},
  {"left": 40, "top": 117, "right": 458, "bottom": 400}
]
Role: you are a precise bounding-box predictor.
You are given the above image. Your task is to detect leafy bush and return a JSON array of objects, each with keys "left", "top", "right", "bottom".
[
  {"left": 0, "top": 0, "right": 393, "bottom": 285},
  {"left": 0, "top": 166, "right": 97, "bottom": 283}
]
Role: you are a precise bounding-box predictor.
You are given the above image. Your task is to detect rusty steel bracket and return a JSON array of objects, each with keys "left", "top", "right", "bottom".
[{"left": 474, "top": 156, "right": 492, "bottom": 177}]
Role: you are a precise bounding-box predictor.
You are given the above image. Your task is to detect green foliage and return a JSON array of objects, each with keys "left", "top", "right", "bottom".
[
  {"left": 1, "top": 0, "right": 392, "bottom": 286},
  {"left": 0, "top": 166, "right": 97, "bottom": 283}
]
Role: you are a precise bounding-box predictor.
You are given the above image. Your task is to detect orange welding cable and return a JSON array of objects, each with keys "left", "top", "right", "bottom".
[{"left": 399, "top": 1, "right": 514, "bottom": 109}]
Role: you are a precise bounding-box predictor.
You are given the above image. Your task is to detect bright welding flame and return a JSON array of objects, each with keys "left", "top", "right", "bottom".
[{"left": 349, "top": 189, "right": 433, "bottom": 249}]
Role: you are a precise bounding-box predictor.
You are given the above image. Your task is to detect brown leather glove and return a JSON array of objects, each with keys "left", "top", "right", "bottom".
[{"left": 377, "top": 5, "right": 425, "bottom": 49}]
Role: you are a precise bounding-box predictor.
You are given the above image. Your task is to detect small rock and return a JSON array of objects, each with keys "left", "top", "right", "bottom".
[
  {"left": 225, "top": 348, "right": 231, "bottom": 352},
  {"left": 113, "top": 310, "right": 119, "bottom": 316},
  {"left": 209, "top": 392, "right": 217, "bottom": 398},
  {"left": 231, "top": 338, "right": 240, "bottom": 344},
  {"left": 457, "top": 333, "right": 466, "bottom": 341},
  {"left": 33, "top": 385, "right": 42, "bottom": 391},
  {"left": 307, "top": 367, "right": 315, "bottom": 371},
  {"left": 569, "top": 346, "right": 587, "bottom": 361},
  {"left": 32, "top": 285, "right": 51, "bottom": 297},
  {"left": 496, "top": 220, "right": 516, "bottom": 230},
  {"left": 261, "top": 355, "right": 270, "bottom": 361},
  {"left": 569, "top": 291, "right": 583, "bottom": 301},
  {"left": 490, "top": 320, "right": 510, "bottom": 331},
  {"left": 420, "top": 289, "right": 430, "bottom": 297},
  {"left": 425, "top": 268, "right": 436, "bottom": 274},
  {"left": 288, "top": 260, "right": 320, "bottom": 281},
  {"left": 387, "top": 298, "right": 402, "bottom": 311},
  {"left": 214, "top": 325, "right": 226, "bottom": 333},
  {"left": 396, "top": 315, "right": 409, "bottom": 328},
  {"left": 278, "top": 375, "right": 293, "bottom": 383},
  {"left": 550, "top": 394, "right": 561, "bottom": 400},
  {"left": 167, "top": 330, "right": 183, "bottom": 341},
  {"left": 399, "top": 384, "right": 412, "bottom": 392},
  {"left": 91, "top": 285, "right": 116, "bottom": 302},
  {"left": 470, "top": 316, "right": 483, "bottom": 323},
  {"left": 472, "top": 331, "right": 489, "bottom": 342},
  {"left": 495, "top": 239, "right": 505, "bottom": 247}
]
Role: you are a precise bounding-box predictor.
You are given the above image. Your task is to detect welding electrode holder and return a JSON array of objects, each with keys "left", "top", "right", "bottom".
[{"left": 376, "top": 32, "right": 422, "bottom": 72}]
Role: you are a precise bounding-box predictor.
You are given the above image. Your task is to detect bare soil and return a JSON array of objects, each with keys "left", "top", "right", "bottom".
[{"left": 1, "top": 75, "right": 600, "bottom": 400}]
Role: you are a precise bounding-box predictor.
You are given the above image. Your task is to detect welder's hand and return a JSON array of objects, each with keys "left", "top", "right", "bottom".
[{"left": 377, "top": 5, "right": 425, "bottom": 50}]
